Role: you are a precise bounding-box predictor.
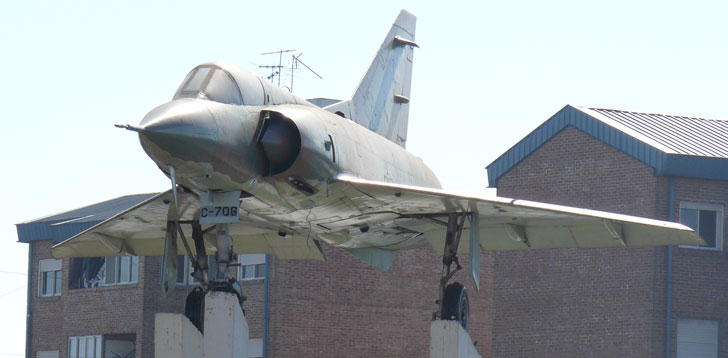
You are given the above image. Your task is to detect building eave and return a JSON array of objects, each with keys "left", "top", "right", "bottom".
[
  {"left": 486, "top": 105, "right": 728, "bottom": 188},
  {"left": 15, "top": 193, "right": 156, "bottom": 244}
]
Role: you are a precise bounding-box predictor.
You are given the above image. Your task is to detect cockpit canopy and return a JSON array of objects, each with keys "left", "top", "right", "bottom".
[
  {"left": 173, "top": 62, "right": 313, "bottom": 107},
  {"left": 174, "top": 65, "right": 243, "bottom": 105}
]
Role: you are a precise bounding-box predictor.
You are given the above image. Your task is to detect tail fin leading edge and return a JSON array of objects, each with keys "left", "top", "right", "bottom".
[{"left": 325, "top": 10, "right": 417, "bottom": 148}]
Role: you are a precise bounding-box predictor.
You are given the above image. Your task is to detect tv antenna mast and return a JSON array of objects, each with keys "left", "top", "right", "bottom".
[
  {"left": 290, "top": 53, "right": 323, "bottom": 92},
  {"left": 260, "top": 49, "right": 296, "bottom": 86}
]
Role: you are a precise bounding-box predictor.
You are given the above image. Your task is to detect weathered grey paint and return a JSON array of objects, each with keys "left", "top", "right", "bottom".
[{"left": 50, "top": 10, "right": 703, "bottom": 264}]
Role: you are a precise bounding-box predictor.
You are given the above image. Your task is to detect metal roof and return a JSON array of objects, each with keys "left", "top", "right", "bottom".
[
  {"left": 581, "top": 107, "right": 728, "bottom": 158},
  {"left": 307, "top": 97, "right": 342, "bottom": 108},
  {"left": 16, "top": 193, "right": 157, "bottom": 244},
  {"left": 486, "top": 105, "right": 728, "bottom": 188}
]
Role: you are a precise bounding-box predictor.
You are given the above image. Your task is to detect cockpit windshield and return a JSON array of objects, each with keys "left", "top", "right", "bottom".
[{"left": 174, "top": 66, "right": 243, "bottom": 105}]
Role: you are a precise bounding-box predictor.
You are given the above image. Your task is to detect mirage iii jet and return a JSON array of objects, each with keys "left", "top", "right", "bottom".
[{"left": 51, "top": 10, "right": 703, "bottom": 330}]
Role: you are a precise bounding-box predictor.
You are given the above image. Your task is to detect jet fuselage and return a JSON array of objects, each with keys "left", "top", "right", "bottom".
[{"left": 137, "top": 62, "right": 440, "bottom": 218}]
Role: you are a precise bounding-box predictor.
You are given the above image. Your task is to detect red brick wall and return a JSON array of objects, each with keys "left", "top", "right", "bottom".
[
  {"left": 29, "top": 240, "right": 65, "bottom": 356},
  {"left": 267, "top": 245, "right": 494, "bottom": 357},
  {"left": 61, "top": 259, "right": 145, "bottom": 357},
  {"left": 28, "top": 241, "right": 267, "bottom": 358},
  {"left": 670, "top": 177, "right": 728, "bottom": 356},
  {"left": 29, "top": 240, "right": 145, "bottom": 358},
  {"left": 494, "top": 126, "right": 663, "bottom": 356},
  {"left": 141, "top": 256, "right": 188, "bottom": 358},
  {"left": 141, "top": 255, "right": 266, "bottom": 357}
]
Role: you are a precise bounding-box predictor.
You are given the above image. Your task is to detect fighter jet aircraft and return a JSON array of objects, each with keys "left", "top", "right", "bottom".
[{"left": 51, "top": 10, "right": 703, "bottom": 330}]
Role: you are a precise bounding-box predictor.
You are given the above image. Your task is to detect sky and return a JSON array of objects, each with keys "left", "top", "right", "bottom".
[{"left": 2, "top": 0, "right": 728, "bottom": 356}]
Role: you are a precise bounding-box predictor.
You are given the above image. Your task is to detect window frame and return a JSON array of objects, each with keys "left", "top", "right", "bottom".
[
  {"left": 176, "top": 255, "right": 198, "bottom": 286},
  {"left": 175, "top": 255, "right": 218, "bottom": 286},
  {"left": 68, "top": 335, "right": 102, "bottom": 358},
  {"left": 38, "top": 259, "right": 62, "bottom": 297},
  {"left": 174, "top": 65, "right": 243, "bottom": 105},
  {"left": 178, "top": 66, "right": 214, "bottom": 97},
  {"left": 203, "top": 68, "right": 243, "bottom": 105},
  {"left": 237, "top": 254, "right": 266, "bottom": 281},
  {"left": 678, "top": 202, "right": 724, "bottom": 251},
  {"left": 102, "top": 256, "right": 139, "bottom": 286},
  {"left": 103, "top": 333, "right": 136, "bottom": 358}
]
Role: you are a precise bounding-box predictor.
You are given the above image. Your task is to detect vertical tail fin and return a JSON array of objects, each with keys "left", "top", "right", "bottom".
[{"left": 324, "top": 10, "right": 417, "bottom": 148}]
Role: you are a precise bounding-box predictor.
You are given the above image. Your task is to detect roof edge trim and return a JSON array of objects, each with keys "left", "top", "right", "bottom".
[{"left": 486, "top": 105, "right": 671, "bottom": 188}]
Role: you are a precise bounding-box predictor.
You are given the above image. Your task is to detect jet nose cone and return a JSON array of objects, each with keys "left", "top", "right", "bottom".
[{"left": 139, "top": 101, "right": 220, "bottom": 163}]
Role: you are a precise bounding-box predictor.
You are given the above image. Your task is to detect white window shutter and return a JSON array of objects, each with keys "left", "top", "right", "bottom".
[
  {"left": 39, "top": 259, "right": 61, "bottom": 272},
  {"left": 238, "top": 254, "right": 265, "bottom": 266},
  {"left": 247, "top": 338, "right": 263, "bottom": 358},
  {"left": 677, "top": 319, "right": 719, "bottom": 358}
]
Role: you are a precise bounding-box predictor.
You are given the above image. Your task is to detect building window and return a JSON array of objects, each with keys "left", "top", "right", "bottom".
[
  {"left": 176, "top": 255, "right": 218, "bottom": 285},
  {"left": 68, "top": 335, "right": 102, "bottom": 358},
  {"left": 679, "top": 202, "right": 723, "bottom": 250},
  {"left": 104, "top": 333, "right": 135, "bottom": 358},
  {"left": 104, "top": 256, "right": 139, "bottom": 285},
  {"left": 238, "top": 254, "right": 266, "bottom": 281},
  {"left": 69, "top": 257, "right": 139, "bottom": 289},
  {"left": 68, "top": 334, "right": 135, "bottom": 358},
  {"left": 39, "top": 259, "right": 62, "bottom": 297},
  {"left": 677, "top": 319, "right": 719, "bottom": 358},
  {"left": 168, "top": 255, "right": 266, "bottom": 284},
  {"left": 36, "top": 351, "right": 59, "bottom": 358},
  {"left": 177, "top": 255, "right": 193, "bottom": 285}
]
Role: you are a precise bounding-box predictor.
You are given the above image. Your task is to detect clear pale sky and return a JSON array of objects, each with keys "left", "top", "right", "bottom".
[{"left": 2, "top": 1, "right": 727, "bottom": 356}]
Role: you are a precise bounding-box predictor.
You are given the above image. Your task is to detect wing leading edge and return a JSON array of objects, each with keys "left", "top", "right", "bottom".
[
  {"left": 50, "top": 189, "right": 325, "bottom": 261},
  {"left": 51, "top": 177, "right": 704, "bottom": 263},
  {"left": 332, "top": 174, "right": 705, "bottom": 254}
]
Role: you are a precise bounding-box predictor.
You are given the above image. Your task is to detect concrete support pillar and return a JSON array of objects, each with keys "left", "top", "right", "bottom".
[
  {"left": 154, "top": 313, "right": 204, "bottom": 358},
  {"left": 430, "top": 320, "right": 481, "bottom": 358},
  {"left": 203, "top": 292, "right": 249, "bottom": 358}
]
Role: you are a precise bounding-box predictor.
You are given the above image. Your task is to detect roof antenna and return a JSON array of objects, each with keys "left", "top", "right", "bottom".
[
  {"left": 290, "top": 53, "right": 323, "bottom": 93},
  {"left": 260, "top": 49, "right": 296, "bottom": 86}
]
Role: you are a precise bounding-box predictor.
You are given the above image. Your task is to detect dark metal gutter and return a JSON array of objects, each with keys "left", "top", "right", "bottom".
[
  {"left": 25, "top": 242, "right": 32, "bottom": 358},
  {"left": 666, "top": 177, "right": 675, "bottom": 358},
  {"left": 262, "top": 254, "right": 271, "bottom": 357}
]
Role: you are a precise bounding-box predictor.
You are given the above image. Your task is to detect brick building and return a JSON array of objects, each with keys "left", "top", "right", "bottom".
[
  {"left": 486, "top": 105, "right": 727, "bottom": 357},
  {"left": 18, "top": 104, "right": 726, "bottom": 357}
]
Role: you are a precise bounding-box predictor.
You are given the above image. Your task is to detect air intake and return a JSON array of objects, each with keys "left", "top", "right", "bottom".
[{"left": 255, "top": 111, "right": 302, "bottom": 176}]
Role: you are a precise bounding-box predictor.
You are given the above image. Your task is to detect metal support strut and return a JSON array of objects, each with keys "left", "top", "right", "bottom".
[
  {"left": 166, "top": 167, "right": 246, "bottom": 333},
  {"left": 435, "top": 213, "right": 466, "bottom": 319},
  {"left": 208, "top": 224, "right": 245, "bottom": 302},
  {"left": 176, "top": 220, "right": 244, "bottom": 300},
  {"left": 183, "top": 222, "right": 245, "bottom": 333},
  {"left": 190, "top": 222, "right": 210, "bottom": 290}
]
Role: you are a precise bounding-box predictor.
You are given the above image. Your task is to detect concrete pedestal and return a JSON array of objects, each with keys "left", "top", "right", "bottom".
[
  {"left": 155, "top": 292, "right": 248, "bottom": 358},
  {"left": 430, "top": 320, "right": 481, "bottom": 358},
  {"left": 154, "top": 313, "right": 203, "bottom": 358},
  {"left": 203, "top": 292, "right": 248, "bottom": 358}
]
